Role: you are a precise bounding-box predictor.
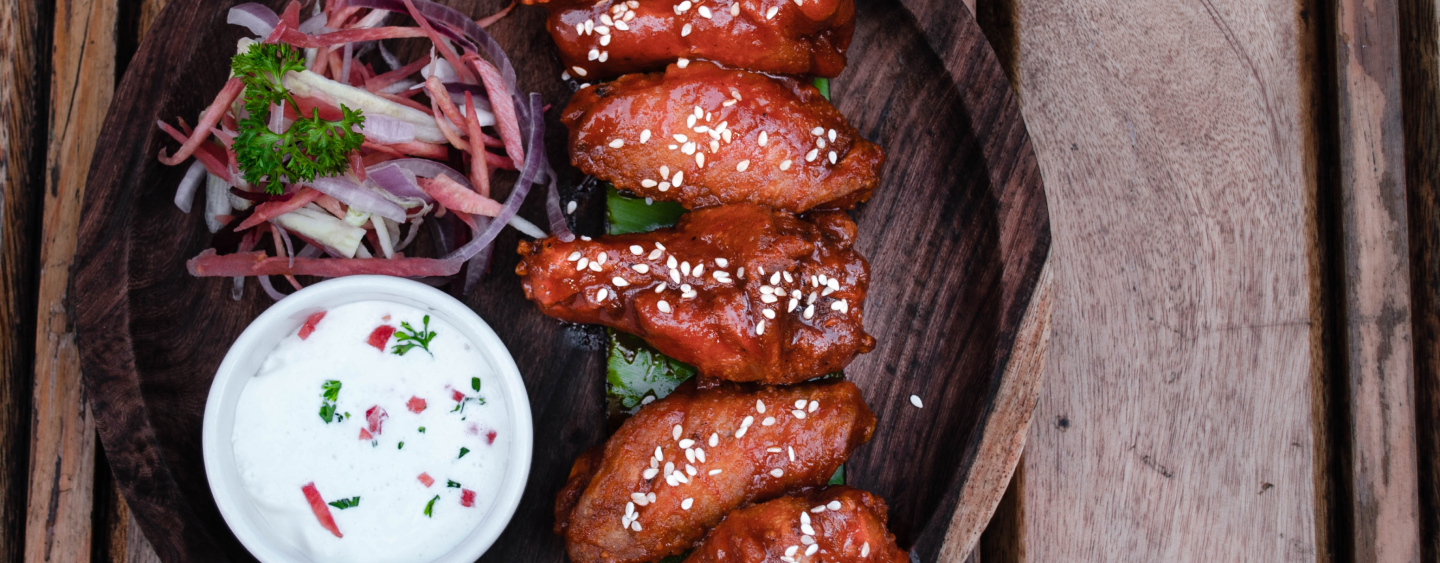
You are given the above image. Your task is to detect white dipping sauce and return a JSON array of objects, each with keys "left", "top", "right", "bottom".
[{"left": 232, "top": 300, "right": 510, "bottom": 563}]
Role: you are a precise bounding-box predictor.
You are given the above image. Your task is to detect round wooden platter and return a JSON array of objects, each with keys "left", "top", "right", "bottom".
[{"left": 71, "top": 0, "right": 1051, "bottom": 560}]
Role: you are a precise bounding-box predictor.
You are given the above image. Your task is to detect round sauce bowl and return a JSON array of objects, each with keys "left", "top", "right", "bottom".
[{"left": 203, "top": 276, "right": 532, "bottom": 563}]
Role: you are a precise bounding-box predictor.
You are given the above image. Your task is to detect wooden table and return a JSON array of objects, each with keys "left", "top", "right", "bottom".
[{"left": 2, "top": 0, "right": 1437, "bottom": 561}]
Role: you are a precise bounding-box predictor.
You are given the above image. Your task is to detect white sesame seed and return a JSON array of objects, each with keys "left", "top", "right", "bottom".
[
  {"left": 677, "top": 57, "right": 690, "bottom": 68},
  {"left": 640, "top": 129, "right": 652, "bottom": 144},
  {"left": 672, "top": 425, "right": 683, "bottom": 439},
  {"left": 633, "top": 492, "right": 650, "bottom": 505},
  {"left": 809, "top": 400, "right": 819, "bottom": 412},
  {"left": 809, "top": 292, "right": 818, "bottom": 304},
  {"left": 673, "top": 171, "right": 684, "bottom": 186},
  {"left": 668, "top": 144, "right": 678, "bottom": 150},
  {"left": 681, "top": 283, "right": 692, "bottom": 293},
  {"left": 600, "top": 33, "right": 612, "bottom": 45},
  {"left": 812, "top": 127, "right": 825, "bottom": 136},
  {"left": 742, "top": 415, "right": 755, "bottom": 427},
  {"left": 737, "top": 160, "right": 750, "bottom": 172},
  {"left": 756, "top": 399, "right": 765, "bottom": 413},
  {"left": 787, "top": 298, "right": 798, "bottom": 312},
  {"left": 805, "top": 544, "right": 819, "bottom": 556},
  {"left": 761, "top": 286, "right": 774, "bottom": 295},
  {"left": 682, "top": 142, "right": 696, "bottom": 155},
  {"left": 803, "top": 305, "right": 815, "bottom": 319},
  {"left": 806, "top": 148, "right": 819, "bottom": 162},
  {"left": 670, "top": 269, "right": 682, "bottom": 283},
  {"left": 567, "top": 251, "right": 582, "bottom": 262},
  {"left": 597, "top": 253, "right": 607, "bottom": 265},
  {"left": 836, "top": 299, "right": 849, "bottom": 313},
  {"left": 706, "top": 111, "right": 712, "bottom": 121},
  {"left": 615, "top": 19, "right": 629, "bottom": 30},
  {"left": 763, "top": 416, "right": 776, "bottom": 426},
  {"left": 712, "top": 270, "right": 729, "bottom": 281},
  {"left": 596, "top": 288, "right": 608, "bottom": 301},
  {"left": 665, "top": 461, "right": 675, "bottom": 475},
  {"left": 573, "top": 66, "right": 588, "bottom": 76},
  {"left": 642, "top": 467, "right": 658, "bottom": 479},
  {"left": 679, "top": 438, "right": 695, "bottom": 448},
  {"left": 736, "top": 426, "right": 748, "bottom": 438},
  {"left": 649, "top": 248, "right": 664, "bottom": 260},
  {"left": 812, "top": 505, "right": 826, "bottom": 513},
  {"left": 737, "top": 267, "right": 745, "bottom": 278},
  {"left": 681, "top": 498, "right": 694, "bottom": 510},
  {"left": 723, "top": 99, "right": 737, "bottom": 107},
  {"left": 783, "top": 271, "right": 793, "bottom": 283},
  {"left": 827, "top": 500, "right": 841, "bottom": 510},
  {"left": 793, "top": 410, "right": 806, "bottom": 419},
  {"left": 770, "top": 468, "right": 784, "bottom": 477},
  {"left": 596, "top": 25, "right": 609, "bottom": 34},
  {"left": 795, "top": 400, "right": 807, "bottom": 409},
  {"left": 761, "top": 294, "right": 778, "bottom": 304},
  {"left": 642, "top": 395, "right": 656, "bottom": 405},
  {"left": 817, "top": 137, "right": 827, "bottom": 149},
  {"left": 632, "top": 521, "right": 643, "bottom": 532},
  {"left": 591, "top": 262, "right": 602, "bottom": 272},
  {"left": 699, "top": 6, "right": 712, "bottom": 17},
  {"left": 626, "top": 501, "right": 636, "bottom": 517},
  {"left": 829, "top": 128, "right": 837, "bottom": 141},
  {"left": 763, "top": 309, "right": 775, "bottom": 319},
  {"left": 802, "top": 523, "right": 815, "bottom": 535},
  {"left": 656, "top": 446, "right": 665, "bottom": 460},
  {"left": 693, "top": 263, "right": 705, "bottom": 276},
  {"left": 656, "top": 300, "right": 672, "bottom": 313},
  {"left": 770, "top": 271, "right": 781, "bottom": 284},
  {"left": 780, "top": 159, "right": 792, "bottom": 170},
  {"left": 673, "top": 134, "right": 689, "bottom": 144},
  {"left": 681, "top": 23, "right": 692, "bottom": 35},
  {"left": 756, "top": 320, "right": 766, "bottom": 334},
  {"left": 801, "top": 535, "right": 815, "bottom": 545},
  {"left": 709, "top": 433, "right": 719, "bottom": 446},
  {"left": 686, "top": 464, "right": 697, "bottom": 476},
  {"left": 657, "top": 181, "right": 671, "bottom": 192},
  {"left": 789, "top": 446, "right": 796, "bottom": 461},
  {"left": 731, "top": 2, "right": 740, "bottom": 15},
  {"left": 575, "top": 22, "right": 586, "bottom": 34},
  {"left": 829, "top": 151, "right": 837, "bottom": 164},
  {"left": 696, "top": 449, "right": 706, "bottom": 462},
  {"left": 768, "top": 447, "right": 782, "bottom": 453},
  {"left": 650, "top": 457, "right": 659, "bottom": 469},
  {"left": 786, "top": 546, "right": 800, "bottom": 557},
  {"left": 577, "top": 257, "right": 589, "bottom": 270},
  {"left": 766, "top": 6, "right": 778, "bottom": 18},
  {"left": 682, "top": 290, "right": 697, "bottom": 299},
  {"left": 687, "top": 115, "right": 698, "bottom": 128},
  {"left": 562, "top": 70, "right": 572, "bottom": 81},
  {"left": 709, "top": 468, "right": 722, "bottom": 475},
  {"left": 668, "top": 256, "right": 678, "bottom": 268},
  {"left": 911, "top": 395, "right": 924, "bottom": 408},
  {"left": 648, "top": 492, "right": 656, "bottom": 502},
  {"left": 685, "top": 449, "right": 695, "bottom": 462},
  {"left": 862, "top": 542, "right": 870, "bottom": 557},
  {"left": 609, "top": 138, "right": 625, "bottom": 148},
  {"left": 695, "top": 106, "right": 705, "bottom": 118},
  {"left": 696, "top": 153, "right": 705, "bottom": 167}
]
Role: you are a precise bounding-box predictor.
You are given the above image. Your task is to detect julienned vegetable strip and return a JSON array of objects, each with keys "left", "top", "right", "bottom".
[{"left": 156, "top": 0, "right": 562, "bottom": 299}]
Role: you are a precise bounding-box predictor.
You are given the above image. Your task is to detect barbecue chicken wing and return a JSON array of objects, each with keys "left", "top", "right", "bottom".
[{"left": 684, "top": 486, "right": 909, "bottom": 563}]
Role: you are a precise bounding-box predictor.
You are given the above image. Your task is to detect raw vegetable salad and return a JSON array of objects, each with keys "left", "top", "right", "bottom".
[{"left": 159, "top": 0, "right": 573, "bottom": 300}]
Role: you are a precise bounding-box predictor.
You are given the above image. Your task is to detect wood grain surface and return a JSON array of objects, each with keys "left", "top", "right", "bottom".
[
  {"left": 1013, "top": 0, "right": 1326, "bottom": 560},
  {"left": 1332, "top": 0, "right": 1422, "bottom": 560},
  {"left": 68, "top": 0, "right": 1049, "bottom": 561}
]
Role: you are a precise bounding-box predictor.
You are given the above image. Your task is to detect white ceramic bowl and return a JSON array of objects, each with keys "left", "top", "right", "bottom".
[{"left": 202, "top": 276, "right": 532, "bottom": 563}]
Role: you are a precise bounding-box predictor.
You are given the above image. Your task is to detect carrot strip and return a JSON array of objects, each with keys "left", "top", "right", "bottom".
[
  {"left": 280, "top": 1, "right": 302, "bottom": 30},
  {"left": 366, "top": 58, "right": 428, "bottom": 92},
  {"left": 464, "top": 92, "right": 491, "bottom": 197},
  {"left": 158, "top": 78, "right": 244, "bottom": 166},
  {"left": 401, "top": 0, "right": 476, "bottom": 83},
  {"left": 418, "top": 175, "right": 502, "bottom": 217},
  {"left": 363, "top": 139, "right": 449, "bottom": 160},
  {"left": 315, "top": 194, "right": 347, "bottom": 219},
  {"left": 467, "top": 56, "right": 524, "bottom": 167},
  {"left": 156, "top": 121, "right": 232, "bottom": 182},
  {"left": 300, "top": 483, "right": 343, "bottom": 538},
  {"left": 238, "top": 188, "right": 322, "bottom": 231},
  {"left": 275, "top": 26, "right": 430, "bottom": 48},
  {"left": 188, "top": 249, "right": 460, "bottom": 277},
  {"left": 477, "top": 1, "right": 517, "bottom": 28},
  {"left": 375, "top": 91, "right": 433, "bottom": 113}
]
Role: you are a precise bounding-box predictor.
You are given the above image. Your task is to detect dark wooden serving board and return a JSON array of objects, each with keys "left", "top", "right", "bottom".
[{"left": 71, "top": 0, "right": 1050, "bottom": 560}]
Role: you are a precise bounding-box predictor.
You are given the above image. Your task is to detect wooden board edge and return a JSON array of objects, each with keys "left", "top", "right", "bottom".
[{"left": 937, "top": 256, "right": 1052, "bottom": 561}]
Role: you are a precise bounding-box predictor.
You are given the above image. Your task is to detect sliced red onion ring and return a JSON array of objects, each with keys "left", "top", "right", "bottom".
[
  {"left": 257, "top": 274, "right": 288, "bottom": 301},
  {"left": 368, "top": 158, "right": 468, "bottom": 186},
  {"left": 367, "top": 164, "right": 432, "bottom": 201},
  {"left": 347, "top": 0, "right": 515, "bottom": 90},
  {"left": 378, "top": 41, "right": 403, "bottom": 72},
  {"left": 227, "top": 3, "right": 279, "bottom": 37},
  {"left": 174, "top": 160, "right": 207, "bottom": 213},
  {"left": 309, "top": 176, "right": 407, "bottom": 222},
  {"left": 299, "top": 12, "right": 330, "bottom": 34},
  {"left": 361, "top": 114, "right": 416, "bottom": 144},
  {"left": 442, "top": 94, "right": 544, "bottom": 267}
]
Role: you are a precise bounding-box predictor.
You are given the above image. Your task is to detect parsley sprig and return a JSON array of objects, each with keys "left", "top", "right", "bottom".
[
  {"left": 230, "top": 43, "right": 365, "bottom": 195},
  {"left": 391, "top": 316, "right": 438, "bottom": 357},
  {"left": 319, "top": 380, "right": 341, "bottom": 424},
  {"left": 328, "top": 497, "right": 360, "bottom": 510}
]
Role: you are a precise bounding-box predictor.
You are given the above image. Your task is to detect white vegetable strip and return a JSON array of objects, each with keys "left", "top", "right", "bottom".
[
  {"left": 283, "top": 70, "right": 465, "bottom": 143},
  {"left": 273, "top": 206, "right": 366, "bottom": 258},
  {"left": 507, "top": 215, "right": 547, "bottom": 239},
  {"left": 173, "top": 161, "right": 207, "bottom": 213},
  {"left": 361, "top": 114, "right": 416, "bottom": 144},
  {"left": 371, "top": 215, "right": 396, "bottom": 258},
  {"left": 204, "top": 174, "right": 233, "bottom": 233},
  {"left": 309, "top": 176, "right": 407, "bottom": 222}
]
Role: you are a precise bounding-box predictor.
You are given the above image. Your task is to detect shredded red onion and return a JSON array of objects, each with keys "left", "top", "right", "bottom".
[
  {"left": 227, "top": 3, "right": 279, "bottom": 37},
  {"left": 361, "top": 114, "right": 416, "bottom": 144},
  {"left": 378, "top": 41, "right": 403, "bottom": 71},
  {"left": 368, "top": 158, "right": 468, "bottom": 186},
  {"left": 309, "top": 176, "right": 408, "bottom": 222},
  {"left": 341, "top": 43, "right": 355, "bottom": 85},
  {"left": 174, "top": 161, "right": 207, "bottom": 213},
  {"left": 442, "top": 94, "right": 544, "bottom": 267},
  {"left": 367, "top": 164, "right": 432, "bottom": 201},
  {"left": 347, "top": 0, "right": 515, "bottom": 90},
  {"left": 299, "top": 12, "right": 330, "bottom": 34},
  {"left": 257, "top": 274, "right": 288, "bottom": 301},
  {"left": 230, "top": 186, "right": 294, "bottom": 203}
]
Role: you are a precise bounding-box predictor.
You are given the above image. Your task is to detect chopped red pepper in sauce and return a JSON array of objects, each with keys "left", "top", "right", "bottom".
[
  {"left": 358, "top": 428, "right": 373, "bottom": 441},
  {"left": 365, "top": 406, "right": 388, "bottom": 435},
  {"left": 407, "top": 396, "right": 427, "bottom": 413},
  {"left": 486, "top": 430, "right": 498, "bottom": 445},
  {"left": 299, "top": 311, "right": 327, "bottom": 340},
  {"left": 367, "top": 325, "right": 397, "bottom": 350},
  {"left": 301, "top": 482, "right": 344, "bottom": 538},
  {"left": 451, "top": 390, "right": 465, "bottom": 402},
  {"left": 460, "top": 489, "right": 476, "bottom": 508},
  {"left": 418, "top": 472, "right": 435, "bottom": 487}
]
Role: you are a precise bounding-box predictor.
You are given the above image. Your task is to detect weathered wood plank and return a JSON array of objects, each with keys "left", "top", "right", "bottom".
[
  {"left": 1397, "top": 0, "right": 1440, "bottom": 559},
  {"left": 1331, "top": 0, "right": 1423, "bottom": 561},
  {"left": 0, "top": 0, "right": 50, "bottom": 561},
  {"left": 1014, "top": 0, "right": 1323, "bottom": 559},
  {"left": 23, "top": 0, "right": 119, "bottom": 560}
]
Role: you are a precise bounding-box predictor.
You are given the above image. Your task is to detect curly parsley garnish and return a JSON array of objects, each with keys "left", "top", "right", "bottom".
[
  {"left": 231, "top": 43, "right": 365, "bottom": 195},
  {"left": 328, "top": 497, "right": 360, "bottom": 510},
  {"left": 319, "top": 380, "right": 341, "bottom": 424},
  {"left": 391, "top": 316, "right": 438, "bottom": 357}
]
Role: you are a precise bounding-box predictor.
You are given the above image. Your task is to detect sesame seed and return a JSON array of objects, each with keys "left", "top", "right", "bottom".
[
  {"left": 766, "top": 6, "right": 778, "bottom": 18},
  {"left": 573, "top": 66, "right": 588, "bottom": 76},
  {"left": 787, "top": 298, "right": 799, "bottom": 312},
  {"left": 673, "top": 171, "right": 684, "bottom": 186},
  {"left": 695, "top": 106, "right": 705, "bottom": 118},
  {"left": 596, "top": 25, "right": 610, "bottom": 34},
  {"left": 681, "top": 23, "right": 692, "bottom": 35},
  {"left": 756, "top": 399, "right": 766, "bottom": 412},
  {"left": 808, "top": 292, "right": 818, "bottom": 304},
  {"left": 793, "top": 289, "right": 802, "bottom": 299},
  {"left": 795, "top": 400, "right": 807, "bottom": 409},
  {"left": 789, "top": 446, "right": 796, "bottom": 461},
  {"left": 600, "top": 33, "right": 612, "bottom": 46},
  {"left": 808, "top": 400, "right": 819, "bottom": 412},
  {"left": 829, "top": 128, "right": 837, "bottom": 141},
  {"left": 680, "top": 261, "right": 692, "bottom": 276},
  {"left": 656, "top": 446, "right": 665, "bottom": 459},
  {"left": 834, "top": 299, "right": 849, "bottom": 313},
  {"left": 829, "top": 151, "right": 837, "bottom": 164},
  {"left": 803, "top": 305, "right": 815, "bottom": 319},
  {"left": 575, "top": 22, "right": 585, "bottom": 34},
  {"left": 648, "top": 492, "right": 656, "bottom": 502},
  {"left": 710, "top": 468, "right": 722, "bottom": 475},
  {"left": 742, "top": 415, "right": 755, "bottom": 427},
  {"left": 635, "top": 492, "right": 651, "bottom": 505},
  {"left": 632, "top": 521, "right": 643, "bottom": 532},
  {"left": 670, "top": 270, "right": 682, "bottom": 284},
  {"left": 716, "top": 258, "right": 729, "bottom": 268},
  {"left": 696, "top": 152, "right": 705, "bottom": 167},
  {"left": 642, "top": 468, "right": 658, "bottom": 479},
  {"left": 627, "top": 501, "right": 638, "bottom": 516},
  {"left": 770, "top": 468, "right": 784, "bottom": 477},
  {"left": 763, "top": 416, "right": 776, "bottom": 426},
  {"left": 817, "top": 137, "right": 827, "bottom": 149},
  {"left": 723, "top": 99, "right": 737, "bottom": 107},
  {"left": 681, "top": 498, "right": 694, "bottom": 510},
  {"left": 862, "top": 542, "right": 870, "bottom": 557},
  {"left": 609, "top": 138, "right": 624, "bottom": 148},
  {"left": 668, "top": 144, "right": 678, "bottom": 150},
  {"left": 737, "top": 160, "right": 750, "bottom": 171},
  {"left": 793, "top": 409, "right": 806, "bottom": 419},
  {"left": 629, "top": 1, "right": 639, "bottom": 7},
  {"left": 682, "top": 142, "right": 696, "bottom": 155},
  {"left": 685, "top": 449, "right": 695, "bottom": 462},
  {"left": 699, "top": 6, "right": 712, "bottom": 17},
  {"left": 688, "top": 115, "right": 698, "bottom": 128},
  {"left": 911, "top": 395, "right": 924, "bottom": 408},
  {"left": 805, "top": 544, "right": 819, "bottom": 556},
  {"left": 763, "top": 309, "right": 775, "bottom": 319},
  {"left": 657, "top": 300, "right": 671, "bottom": 313},
  {"left": 786, "top": 546, "right": 800, "bottom": 557},
  {"left": 761, "top": 286, "right": 774, "bottom": 295},
  {"left": 812, "top": 127, "right": 825, "bottom": 136},
  {"left": 801, "top": 535, "right": 815, "bottom": 545},
  {"left": 615, "top": 19, "right": 629, "bottom": 30},
  {"left": 812, "top": 505, "right": 826, "bottom": 513},
  {"left": 578, "top": 257, "right": 589, "bottom": 269},
  {"left": 567, "top": 200, "right": 578, "bottom": 214},
  {"left": 677, "top": 58, "right": 690, "bottom": 68},
  {"left": 770, "top": 271, "right": 781, "bottom": 284},
  {"left": 706, "top": 111, "right": 713, "bottom": 121},
  {"left": 737, "top": 267, "right": 745, "bottom": 278},
  {"left": 640, "top": 129, "right": 652, "bottom": 144},
  {"left": 664, "top": 461, "right": 675, "bottom": 475},
  {"left": 696, "top": 448, "right": 706, "bottom": 462},
  {"left": 562, "top": 70, "right": 572, "bottom": 80},
  {"left": 756, "top": 320, "right": 766, "bottom": 334},
  {"left": 731, "top": 2, "right": 740, "bottom": 15},
  {"left": 686, "top": 464, "right": 697, "bottom": 476},
  {"left": 783, "top": 271, "right": 793, "bottom": 283},
  {"left": 802, "top": 523, "right": 814, "bottom": 535},
  {"left": 694, "top": 263, "right": 705, "bottom": 276},
  {"left": 683, "top": 290, "right": 698, "bottom": 299},
  {"left": 567, "top": 252, "right": 582, "bottom": 262},
  {"left": 768, "top": 447, "right": 782, "bottom": 453},
  {"left": 649, "top": 248, "right": 664, "bottom": 260},
  {"left": 806, "top": 148, "right": 819, "bottom": 162},
  {"left": 709, "top": 433, "right": 719, "bottom": 446},
  {"left": 658, "top": 181, "right": 671, "bottom": 192},
  {"left": 597, "top": 253, "right": 608, "bottom": 265},
  {"left": 780, "top": 159, "right": 792, "bottom": 170},
  {"left": 761, "top": 294, "right": 778, "bottom": 303},
  {"left": 758, "top": 131, "right": 769, "bottom": 146},
  {"left": 667, "top": 256, "right": 677, "bottom": 268},
  {"left": 650, "top": 457, "right": 659, "bottom": 469},
  {"left": 672, "top": 425, "right": 683, "bottom": 439},
  {"left": 642, "top": 395, "right": 656, "bottom": 404},
  {"left": 709, "top": 139, "right": 720, "bottom": 152},
  {"left": 596, "top": 288, "right": 609, "bottom": 301},
  {"left": 736, "top": 426, "right": 748, "bottom": 438},
  {"left": 679, "top": 438, "right": 694, "bottom": 448}
]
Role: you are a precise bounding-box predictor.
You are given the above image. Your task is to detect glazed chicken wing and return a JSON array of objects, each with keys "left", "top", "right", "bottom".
[
  {"left": 554, "top": 379, "right": 877, "bottom": 563},
  {"left": 684, "top": 487, "right": 909, "bottom": 563},
  {"left": 516, "top": 204, "right": 875, "bottom": 384},
  {"left": 525, "top": 0, "right": 854, "bottom": 80},
  {"left": 561, "top": 62, "right": 885, "bottom": 213}
]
